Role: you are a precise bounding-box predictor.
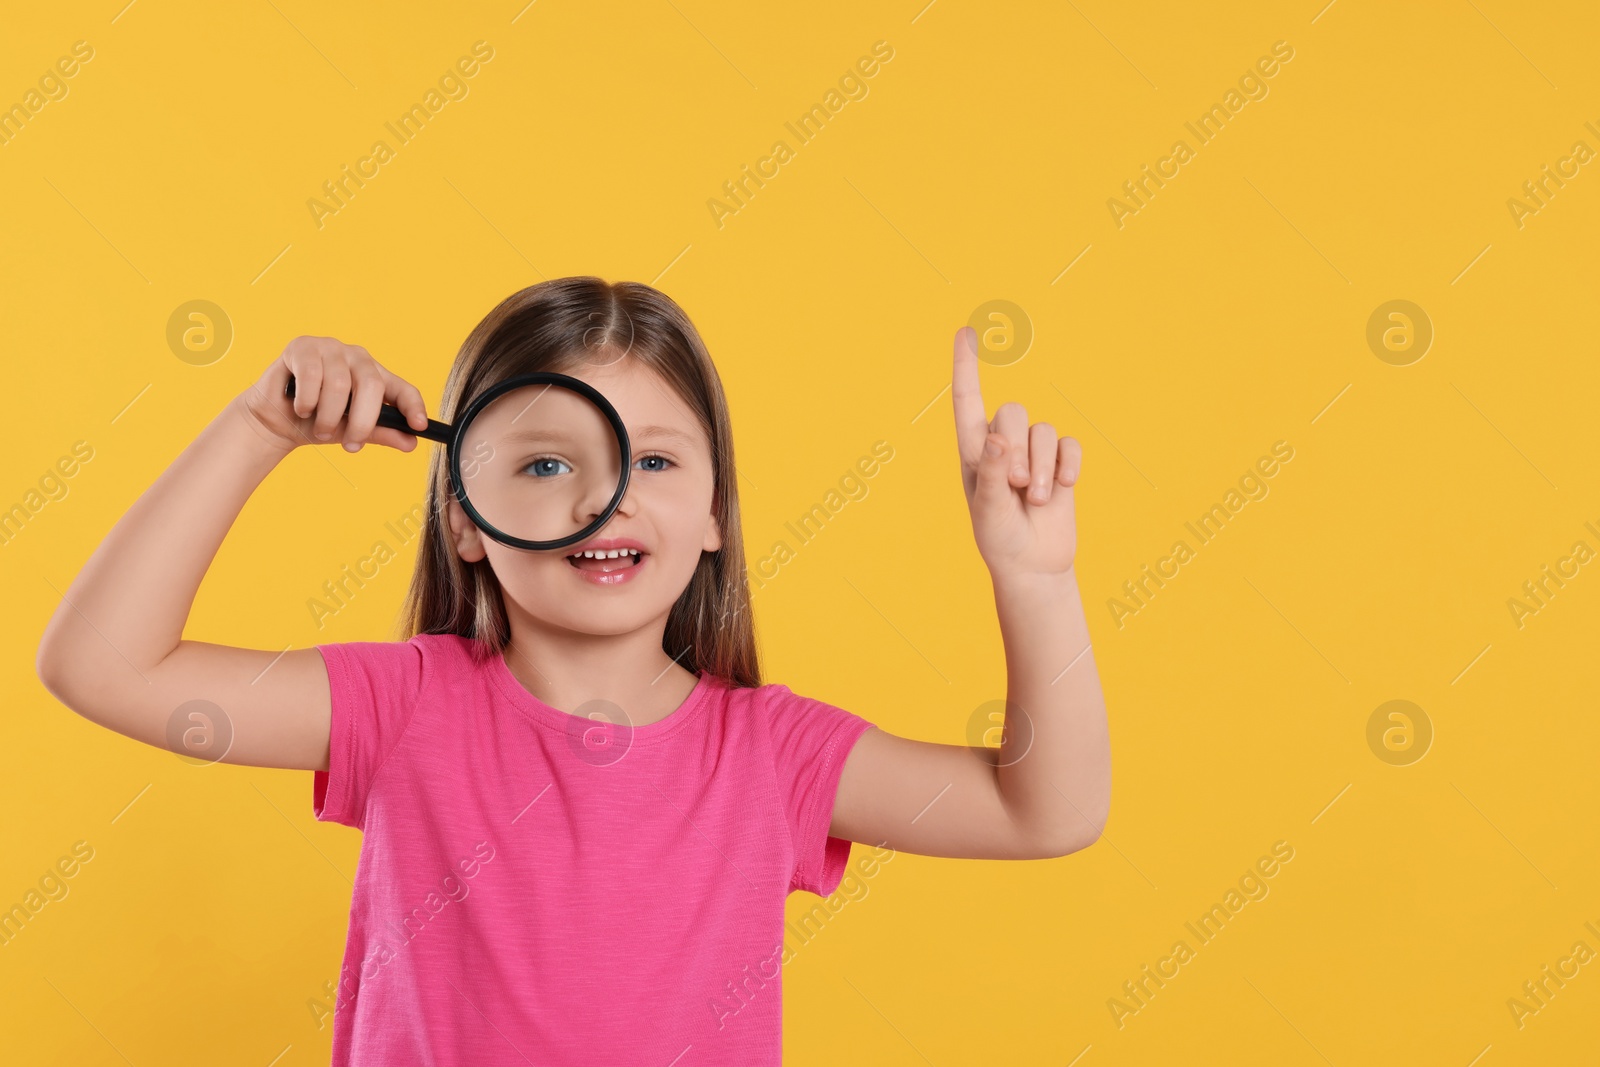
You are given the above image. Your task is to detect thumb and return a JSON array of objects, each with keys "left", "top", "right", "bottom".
[{"left": 974, "top": 433, "right": 1013, "bottom": 513}]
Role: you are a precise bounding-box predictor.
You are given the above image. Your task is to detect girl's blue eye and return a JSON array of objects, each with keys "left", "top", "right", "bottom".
[
  {"left": 524, "top": 455, "right": 670, "bottom": 477},
  {"left": 526, "top": 457, "right": 571, "bottom": 477}
]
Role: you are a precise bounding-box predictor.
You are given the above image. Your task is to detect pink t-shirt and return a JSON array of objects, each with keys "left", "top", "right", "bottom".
[{"left": 311, "top": 632, "right": 876, "bottom": 1065}]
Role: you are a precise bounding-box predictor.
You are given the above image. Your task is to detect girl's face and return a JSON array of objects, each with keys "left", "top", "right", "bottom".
[{"left": 444, "top": 355, "right": 722, "bottom": 638}]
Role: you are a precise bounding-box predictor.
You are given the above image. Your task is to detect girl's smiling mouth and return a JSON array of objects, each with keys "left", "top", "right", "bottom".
[{"left": 566, "top": 545, "right": 648, "bottom": 585}]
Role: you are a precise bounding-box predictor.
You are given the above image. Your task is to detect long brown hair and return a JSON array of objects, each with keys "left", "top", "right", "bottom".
[{"left": 399, "top": 277, "right": 761, "bottom": 689}]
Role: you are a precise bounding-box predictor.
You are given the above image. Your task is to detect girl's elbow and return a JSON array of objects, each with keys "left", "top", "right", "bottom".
[{"left": 36, "top": 638, "right": 74, "bottom": 706}]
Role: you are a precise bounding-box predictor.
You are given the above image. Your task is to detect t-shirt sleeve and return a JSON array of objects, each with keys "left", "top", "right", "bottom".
[
  {"left": 763, "top": 683, "right": 877, "bottom": 898},
  {"left": 312, "top": 638, "right": 428, "bottom": 830}
]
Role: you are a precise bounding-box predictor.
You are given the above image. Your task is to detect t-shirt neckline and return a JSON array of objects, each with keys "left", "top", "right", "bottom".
[{"left": 489, "top": 649, "right": 714, "bottom": 745}]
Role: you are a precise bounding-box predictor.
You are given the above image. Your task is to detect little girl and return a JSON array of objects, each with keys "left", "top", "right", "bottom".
[{"left": 36, "top": 277, "right": 1110, "bottom": 1065}]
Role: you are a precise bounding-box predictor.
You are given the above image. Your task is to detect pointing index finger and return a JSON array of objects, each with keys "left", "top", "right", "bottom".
[{"left": 952, "top": 326, "right": 989, "bottom": 467}]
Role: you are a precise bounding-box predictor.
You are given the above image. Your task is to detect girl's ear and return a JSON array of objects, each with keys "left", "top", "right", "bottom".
[
  {"left": 702, "top": 509, "right": 722, "bottom": 554},
  {"left": 445, "top": 496, "right": 488, "bottom": 563}
]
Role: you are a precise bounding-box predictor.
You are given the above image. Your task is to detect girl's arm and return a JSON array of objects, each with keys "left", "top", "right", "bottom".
[
  {"left": 35, "top": 338, "right": 430, "bottom": 772},
  {"left": 829, "top": 327, "right": 1111, "bottom": 860}
]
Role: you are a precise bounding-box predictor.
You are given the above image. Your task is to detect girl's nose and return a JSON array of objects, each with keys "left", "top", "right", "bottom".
[
  {"left": 575, "top": 471, "right": 635, "bottom": 526},
  {"left": 608, "top": 484, "right": 639, "bottom": 519}
]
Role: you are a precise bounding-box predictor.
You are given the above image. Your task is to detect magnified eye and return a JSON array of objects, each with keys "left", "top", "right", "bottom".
[{"left": 525, "top": 457, "right": 571, "bottom": 477}]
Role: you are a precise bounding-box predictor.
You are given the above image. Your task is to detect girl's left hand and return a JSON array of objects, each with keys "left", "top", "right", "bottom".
[{"left": 952, "top": 326, "right": 1082, "bottom": 581}]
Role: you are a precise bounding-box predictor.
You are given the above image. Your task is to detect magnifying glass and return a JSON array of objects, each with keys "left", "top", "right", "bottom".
[{"left": 285, "top": 372, "right": 631, "bottom": 552}]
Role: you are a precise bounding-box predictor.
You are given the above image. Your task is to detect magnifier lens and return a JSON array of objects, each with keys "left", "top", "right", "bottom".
[{"left": 456, "top": 382, "right": 623, "bottom": 546}]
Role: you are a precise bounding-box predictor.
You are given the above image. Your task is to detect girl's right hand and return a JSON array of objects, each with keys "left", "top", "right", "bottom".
[{"left": 238, "top": 336, "right": 431, "bottom": 454}]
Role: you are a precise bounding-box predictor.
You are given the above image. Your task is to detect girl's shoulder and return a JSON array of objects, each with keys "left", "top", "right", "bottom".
[
  {"left": 723, "top": 677, "right": 877, "bottom": 745},
  {"left": 315, "top": 631, "right": 480, "bottom": 698}
]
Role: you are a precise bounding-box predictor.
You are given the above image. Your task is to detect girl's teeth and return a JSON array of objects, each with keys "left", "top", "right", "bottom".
[{"left": 566, "top": 547, "right": 644, "bottom": 573}]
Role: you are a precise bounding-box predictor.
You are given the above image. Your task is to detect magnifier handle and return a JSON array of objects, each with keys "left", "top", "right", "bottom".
[{"left": 284, "top": 375, "right": 453, "bottom": 444}]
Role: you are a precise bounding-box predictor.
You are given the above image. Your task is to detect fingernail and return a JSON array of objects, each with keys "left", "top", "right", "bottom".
[
  {"left": 984, "top": 438, "right": 1002, "bottom": 458},
  {"left": 1012, "top": 465, "right": 1027, "bottom": 479},
  {"left": 316, "top": 430, "right": 331, "bottom": 440},
  {"left": 343, "top": 442, "right": 360, "bottom": 452}
]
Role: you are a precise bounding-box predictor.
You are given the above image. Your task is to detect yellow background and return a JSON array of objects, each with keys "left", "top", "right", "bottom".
[{"left": 4, "top": 1, "right": 1597, "bottom": 1063}]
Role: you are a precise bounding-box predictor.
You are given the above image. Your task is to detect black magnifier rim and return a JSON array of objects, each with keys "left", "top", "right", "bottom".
[{"left": 447, "top": 372, "right": 632, "bottom": 553}]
